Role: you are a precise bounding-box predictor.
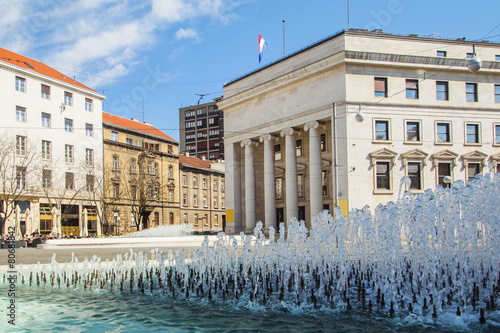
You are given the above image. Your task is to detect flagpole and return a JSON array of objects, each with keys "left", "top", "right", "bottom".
[
  {"left": 347, "top": 0, "right": 350, "bottom": 29},
  {"left": 282, "top": 19, "right": 286, "bottom": 57}
]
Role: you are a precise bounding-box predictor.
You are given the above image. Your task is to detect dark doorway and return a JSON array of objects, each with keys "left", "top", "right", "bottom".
[
  {"left": 298, "top": 206, "right": 305, "bottom": 221},
  {"left": 276, "top": 208, "right": 284, "bottom": 226}
]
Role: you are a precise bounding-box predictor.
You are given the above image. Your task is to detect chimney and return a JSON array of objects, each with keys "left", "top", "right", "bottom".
[
  {"left": 201, "top": 156, "right": 206, "bottom": 161},
  {"left": 185, "top": 151, "right": 190, "bottom": 157},
  {"left": 131, "top": 118, "right": 140, "bottom": 122}
]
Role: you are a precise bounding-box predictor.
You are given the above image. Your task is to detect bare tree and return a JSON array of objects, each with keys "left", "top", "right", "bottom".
[{"left": 0, "top": 134, "right": 37, "bottom": 235}]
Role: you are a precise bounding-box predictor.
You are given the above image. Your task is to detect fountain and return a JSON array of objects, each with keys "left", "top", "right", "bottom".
[{"left": 3, "top": 174, "right": 500, "bottom": 331}]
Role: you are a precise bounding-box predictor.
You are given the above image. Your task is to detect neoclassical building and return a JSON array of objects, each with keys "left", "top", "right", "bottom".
[
  {"left": 218, "top": 29, "right": 500, "bottom": 234},
  {"left": 179, "top": 153, "right": 225, "bottom": 233},
  {"left": 102, "top": 112, "right": 181, "bottom": 234}
]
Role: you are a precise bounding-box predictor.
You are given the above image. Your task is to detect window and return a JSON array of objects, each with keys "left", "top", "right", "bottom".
[
  {"left": 320, "top": 134, "right": 327, "bottom": 151},
  {"left": 183, "top": 194, "right": 187, "bottom": 206},
  {"left": 496, "top": 85, "right": 500, "bottom": 103},
  {"left": 85, "top": 98, "right": 93, "bottom": 111},
  {"left": 42, "top": 140, "right": 51, "bottom": 160},
  {"left": 154, "top": 187, "right": 159, "bottom": 201},
  {"left": 376, "top": 162, "right": 391, "bottom": 190},
  {"left": 193, "top": 194, "right": 198, "bottom": 206},
  {"left": 168, "top": 165, "right": 173, "bottom": 178},
  {"left": 86, "top": 148, "right": 94, "bottom": 165},
  {"left": 495, "top": 124, "right": 500, "bottom": 145},
  {"left": 466, "top": 123, "right": 480, "bottom": 144},
  {"left": 193, "top": 176, "right": 198, "bottom": 188},
  {"left": 182, "top": 175, "right": 187, "bottom": 186},
  {"left": 466, "top": 83, "right": 478, "bottom": 102},
  {"left": 221, "top": 180, "right": 225, "bottom": 191},
  {"left": 42, "top": 169, "right": 51, "bottom": 188},
  {"left": 296, "top": 139, "right": 303, "bottom": 157},
  {"left": 203, "top": 177, "right": 207, "bottom": 189},
  {"left": 148, "top": 161, "right": 154, "bottom": 174},
  {"left": 297, "top": 174, "right": 304, "bottom": 198},
  {"left": 64, "top": 91, "right": 73, "bottom": 106},
  {"left": 436, "top": 81, "right": 449, "bottom": 100},
  {"left": 16, "top": 135, "right": 26, "bottom": 155},
  {"left": 374, "top": 77, "right": 387, "bottom": 97},
  {"left": 405, "top": 121, "right": 421, "bottom": 142},
  {"left": 65, "top": 118, "right": 73, "bottom": 132},
  {"left": 374, "top": 120, "right": 390, "bottom": 141},
  {"left": 275, "top": 177, "right": 283, "bottom": 200},
  {"left": 214, "top": 197, "right": 218, "bottom": 208},
  {"left": 15, "top": 76, "right": 26, "bottom": 92},
  {"left": 169, "top": 189, "right": 174, "bottom": 202},
  {"left": 467, "top": 163, "right": 481, "bottom": 182},
  {"left": 496, "top": 55, "right": 500, "bottom": 61},
  {"left": 407, "top": 162, "right": 422, "bottom": 190},
  {"left": 438, "top": 163, "right": 451, "bottom": 188},
  {"left": 322, "top": 170, "right": 328, "bottom": 195},
  {"left": 274, "top": 144, "right": 282, "bottom": 160},
  {"left": 65, "top": 145, "right": 74, "bottom": 163},
  {"left": 41, "top": 84, "right": 50, "bottom": 99},
  {"left": 213, "top": 179, "right": 218, "bottom": 191},
  {"left": 86, "top": 175, "right": 94, "bottom": 192},
  {"left": 466, "top": 53, "right": 474, "bottom": 59},
  {"left": 437, "top": 50, "right": 447, "bottom": 57},
  {"left": 42, "top": 112, "right": 51, "bottom": 127},
  {"left": 16, "top": 106, "right": 26, "bottom": 122},
  {"left": 126, "top": 138, "right": 133, "bottom": 145},
  {"left": 406, "top": 79, "right": 419, "bottom": 99},
  {"left": 155, "top": 163, "right": 159, "bottom": 176},
  {"left": 194, "top": 214, "right": 199, "bottom": 226},
  {"left": 131, "top": 185, "right": 137, "bottom": 200},
  {"left": 65, "top": 172, "right": 74, "bottom": 190},
  {"left": 85, "top": 123, "right": 93, "bottom": 137},
  {"left": 113, "top": 183, "right": 120, "bottom": 198},
  {"left": 203, "top": 196, "right": 207, "bottom": 207},
  {"left": 436, "top": 122, "right": 451, "bottom": 143},
  {"left": 112, "top": 155, "right": 119, "bottom": 171},
  {"left": 16, "top": 167, "right": 26, "bottom": 190},
  {"left": 111, "top": 131, "right": 118, "bottom": 141},
  {"left": 130, "top": 159, "right": 136, "bottom": 173}
]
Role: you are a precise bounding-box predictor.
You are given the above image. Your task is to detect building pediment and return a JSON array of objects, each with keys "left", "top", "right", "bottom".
[
  {"left": 369, "top": 148, "right": 397, "bottom": 166},
  {"left": 401, "top": 149, "right": 429, "bottom": 166},
  {"left": 431, "top": 149, "right": 458, "bottom": 167},
  {"left": 490, "top": 152, "right": 500, "bottom": 162},
  {"left": 462, "top": 150, "right": 488, "bottom": 167}
]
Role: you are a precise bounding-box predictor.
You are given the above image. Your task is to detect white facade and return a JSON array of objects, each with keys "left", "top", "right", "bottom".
[
  {"left": 218, "top": 30, "right": 500, "bottom": 234},
  {"left": 0, "top": 53, "right": 105, "bottom": 236}
]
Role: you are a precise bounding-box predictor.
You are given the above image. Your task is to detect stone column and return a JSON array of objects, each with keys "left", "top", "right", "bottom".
[
  {"left": 259, "top": 134, "right": 276, "bottom": 231},
  {"left": 304, "top": 121, "right": 323, "bottom": 220},
  {"left": 280, "top": 128, "right": 298, "bottom": 223},
  {"left": 240, "top": 139, "right": 257, "bottom": 233},
  {"left": 224, "top": 142, "right": 242, "bottom": 234}
]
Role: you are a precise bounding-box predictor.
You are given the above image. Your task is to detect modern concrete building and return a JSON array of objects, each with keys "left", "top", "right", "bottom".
[
  {"left": 179, "top": 153, "right": 225, "bottom": 233},
  {"left": 218, "top": 29, "right": 500, "bottom": 234},
  {"left": 0, "top": 47, "right": 105, "bottom": 236},
  {"left": 179, "top": 98, "right": 224, "bottom": 160},
  {"left": 102, "top": 112, "right": 181, "bottom": 235}
]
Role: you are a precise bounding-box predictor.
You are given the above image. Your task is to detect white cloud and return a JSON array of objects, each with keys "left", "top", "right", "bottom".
[{"left": 176, "top": 27, "right": 199, "bottom": 40}]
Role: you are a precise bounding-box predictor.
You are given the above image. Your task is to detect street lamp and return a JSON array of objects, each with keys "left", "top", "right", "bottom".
[
  {"left": 443, "top": 176, "right": 452, "bottom": 188},
  {"left": 467, "top": 45, "right": 482, "bottom": 73}
]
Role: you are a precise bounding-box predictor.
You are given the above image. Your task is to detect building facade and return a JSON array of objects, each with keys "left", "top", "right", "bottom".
[
  {"left": 0, "top": 47, "right": 105, "bottom": 237},
  {"left": 179, "top": 98, "right": 224, "bottom": 160},
  {"left": 218, "top": 30, "right": 500, "bottom": 234},
  {"left": 102, "top": 112, "right": 181, "bottom": 235},
  {"left": 179, "top": 153, "right": 225, "bottom": 233}
]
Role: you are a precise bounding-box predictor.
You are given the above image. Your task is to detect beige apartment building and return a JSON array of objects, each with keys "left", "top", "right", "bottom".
[
  {"left": 102, "top": 112, "right": 181, "bottom": 234},
  {"left": 218, "top": 29, "right": 500, "bottom": 234},
  {"left": 179, "top": 153, "right": 225, "bottom": 233}
]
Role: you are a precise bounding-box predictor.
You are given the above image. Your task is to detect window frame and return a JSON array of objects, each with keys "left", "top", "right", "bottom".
[
  {"left": 494, "top": 123, "right": 500, "bottom": 146},
  {"left": 111, "top": 131, "right": 118, "bottom": 141},
  {"left": 85, "top": 148, "right": 94, "bottom": 165},
  {"left": 495, "top": 84, "right": 500, "bottom": 103},
  {"left": 65, "top": 172, "right": 75, "bottom": 190},
  {"left": 435, "top": 121, "right": 452, "bottom": 144},
  {"left": 85, "top": 123, "right": 93, "bottom": 137},
  {"left": 436, "top": 81, "right": 449, "bottom": 101},
  {"left": 42, "top": 140, "right": 52, "bottom": 160},
  {"left": 41, "top": 84, "right": 50, "bottom": 99},
  {"left": 404, "top": 120, "right": 422, "bottom": 144},
  {"left": 465, "top": 123, "right": 481, "bottom": 145},
  {"left": 65, "top": 118, "right": 74, "bottom": 132},
  {"left": 405, "top": 79, "right": 419, "bottom": 99},
  {"left": 41, "top": 112, "right": 51, "bottom": 128},
  {"left": 465, "top": 83, "right": 478, "bottom": 102},
  {"left": 407, "top": 161, "right": 423, "bottom": 190},
  {"left": 374, "top": 77, "right": 388, "bottom": 97},
  {"left": 16, "top": 135, "right": 26, "bottom": 156},
  {"left": 373, "top": 119, "right": 391, "bottom": 142},
  {"left": 65, "top": 144, "right": 74, "bottom": 163},
  {"left": 85, "top": 98, "right": 93, "bottom": 112},
  {"left": 437, "top": 50, "right": 447, "bottom": 57},
  {"left": 16, "top": 106, "right": 26, "bottom": 122},
  {"left": 64, "top": 91, "right": 73, "bottom": 106},
  {"left": 437, "top": 162, "right": 452, "bottom": 188},
  {"left": 15, "top": 76, "right": 26, "bottom": 92}
]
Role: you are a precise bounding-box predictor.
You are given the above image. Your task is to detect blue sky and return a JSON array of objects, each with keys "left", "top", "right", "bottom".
[{"left": 1, "top": 0, "right": 499, "bottom": 141}]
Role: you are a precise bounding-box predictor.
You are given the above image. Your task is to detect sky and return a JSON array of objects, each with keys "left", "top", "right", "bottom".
[{"left": 1, "top": 0, "right": 499, "bottom": 142}]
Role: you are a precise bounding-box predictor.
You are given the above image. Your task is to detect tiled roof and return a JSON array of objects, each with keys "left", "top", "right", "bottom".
[
  {"left": 103, "top": 112, "right": 176, "bottom": 142},
  {"left": 179, "top": 154, "right": 212, "bottom": 169},
  {"left": 0, "top": 47, "right": 96, "bottom": 92}
]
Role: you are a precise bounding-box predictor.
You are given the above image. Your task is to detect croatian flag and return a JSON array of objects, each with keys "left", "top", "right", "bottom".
[{"left": 258, "top": 34, "right": 267, "bottom": 63}]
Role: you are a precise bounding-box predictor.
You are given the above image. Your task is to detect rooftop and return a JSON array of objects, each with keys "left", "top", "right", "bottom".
[
  {"left": 179, "top": 154, "right": 212, "bottom": 169},
  {"left": 0, "top": 47, "right": 96, "bottom": 92},
  {"left": 103, "top": 112, "right": 177, "bottom": 142}
]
